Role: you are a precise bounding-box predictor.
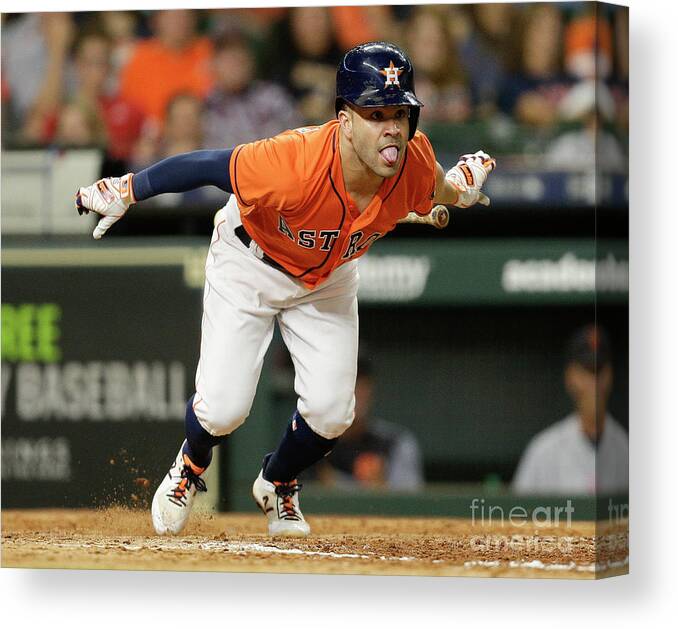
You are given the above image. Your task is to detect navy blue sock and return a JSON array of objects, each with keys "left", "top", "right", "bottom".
[
  {"left": 182, "top": 395, "right": 225, "bottom": 469},
  {"left": 263, "top": 411, "right": 338, "bottom": 482}
]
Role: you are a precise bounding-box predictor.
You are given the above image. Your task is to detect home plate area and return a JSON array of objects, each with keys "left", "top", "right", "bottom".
[{"left": 1, "top": 509, "right": 628, "bottom": 578}]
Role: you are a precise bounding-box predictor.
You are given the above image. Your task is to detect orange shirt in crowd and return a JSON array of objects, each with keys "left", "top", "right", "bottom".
[
  {"left": 119, "top": 37, "right": 213, "bottom": 125},
  {"left": 329, "top": 6, "right": 381, "bottom": 50},
  {"left": 229, "top": 120, "right": 437, "bottom": 288}
]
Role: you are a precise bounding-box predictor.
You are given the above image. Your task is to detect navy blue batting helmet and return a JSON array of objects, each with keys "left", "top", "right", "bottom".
[{"left": 335, "top": 41, "right": 423, "bottom": 141}]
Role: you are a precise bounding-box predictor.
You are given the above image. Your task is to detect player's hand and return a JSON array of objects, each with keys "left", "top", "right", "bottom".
[
  {"left": 75, "top": 174, "right": 135, "bottom": 239},
  {"left": 445, "top": 150, "right": 496, "bottom": 208}
]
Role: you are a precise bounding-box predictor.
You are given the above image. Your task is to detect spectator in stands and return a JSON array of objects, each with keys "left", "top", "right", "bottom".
[
  {"left": 2, "top": 12, "right": 75, "bottom": 145},
  {"left": 563, "top": 8, "right": 613, "bottom": 82},
  {"left": 2, "top": 14, "right": 146, "bottom": 167},
  {"left": 203, "top": 33, "right": 301, "bottom": 148},
  {"left": 98, "top": 11, "right": 141, "bottom": 90},
  {"left": 329, "top": 6, "right": 394, "bottom": 49},
  {"left": 131, "top": 93, "right": 221, "bottom": 207},
  {"left": 118, "top": 9, "right": 213, "bottom": 127},
  {"left": 53, "top": 99, "right": 107, "bottom": 148},
  {"left": 262, "top": 7, "right": 342, "bottom": 124},
  {"left": 543, "top": 7, "right": 625, "bottom": 173},
  {"left": 163, "top": 93, "right": 205, "bottom": 157},
  {"left": 68, "top": 31, "right": 145, "bottom": 173},
  {"left": 455, "top": 3, "right": 516, "bottom": 117},
  {"left": 406, "top": 7, "right": 471, "bottom": 124},
  {"left": 498, "top": 4, "right": 572, "bottom": 128},
  {"left": 206, "top": 7, "right": 287, "bottom": 43},
  {"left": 133, "top": 93, "right": 204, "bottom": 169},
  {"left": 315, "top": 354, "right": 425, "bottom": 491},
  {"left": 558, "top": 9, "right": 617, "bottom": 125},
  {"left": 546, "top": 78, "right": 625, "bottom": 173},
  {"left": 512, "top": 325, "right": 628, "bottom": 495}
]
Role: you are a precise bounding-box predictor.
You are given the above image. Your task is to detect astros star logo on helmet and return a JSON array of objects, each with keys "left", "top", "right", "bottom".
[{"left": 379, "top": 60, "right": 404, "bottom": 86}]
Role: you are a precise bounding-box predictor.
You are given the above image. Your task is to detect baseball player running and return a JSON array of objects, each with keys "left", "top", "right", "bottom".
[{"left": 75, "top": 42, "right": 495, "bottom": 538}]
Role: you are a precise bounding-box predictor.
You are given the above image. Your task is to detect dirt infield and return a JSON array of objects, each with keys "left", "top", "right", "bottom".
[{"left": 1, "top": 509, "right": 628, "bottom": 578}]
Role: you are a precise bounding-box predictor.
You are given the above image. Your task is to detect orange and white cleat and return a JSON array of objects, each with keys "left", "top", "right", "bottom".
[
  {"left": 252, "top": 458, "right": 310, "bottom": 538},
  {"left": 151, "top": 442, "right": 207, "bottom": 535}
]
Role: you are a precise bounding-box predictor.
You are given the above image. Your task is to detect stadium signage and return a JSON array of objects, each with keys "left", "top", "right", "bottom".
[{"left": 1, "top": 264, "right": 201, "bottom": 508}]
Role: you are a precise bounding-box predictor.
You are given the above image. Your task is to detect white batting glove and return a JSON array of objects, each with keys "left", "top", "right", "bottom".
[
  {"left": 75, "top": 174, "right": 135, "bottom": 239},
  {"left": 445, "top": 150, "right": 496, "bottom": 208}
]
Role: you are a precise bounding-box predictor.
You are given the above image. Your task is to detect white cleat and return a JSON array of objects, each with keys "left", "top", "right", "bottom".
[
  {"left": 252, "top": 468, "right": 310, "bottom": 538},
  {"left": 151, "top": 442, "right": 207, "bottom": 535}
]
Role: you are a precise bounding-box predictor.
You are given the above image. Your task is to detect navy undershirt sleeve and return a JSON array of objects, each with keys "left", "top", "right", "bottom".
[{"left": 131, "top": 149, "right": 234, "bottom": 201}]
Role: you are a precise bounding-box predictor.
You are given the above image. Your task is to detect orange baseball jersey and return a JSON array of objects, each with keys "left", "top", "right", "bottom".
[{"left": 229, "top": 120, "right": 437, "bottom": 288}]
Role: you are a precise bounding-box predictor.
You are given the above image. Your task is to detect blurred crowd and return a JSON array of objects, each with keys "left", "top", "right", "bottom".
[{"left": 1, "top": 4, "right": 629, "bottom": 176}]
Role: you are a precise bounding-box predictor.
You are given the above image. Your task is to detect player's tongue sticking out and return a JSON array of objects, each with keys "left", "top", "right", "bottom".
[{"left": 379, "top": 146, "right": 398, "bottom": 166}]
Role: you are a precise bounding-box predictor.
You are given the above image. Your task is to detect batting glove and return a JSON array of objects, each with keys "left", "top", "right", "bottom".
[
  {"left": 445, "top": 150, "right": 496, "bottom": 208},
  {"left": 75, "top": 174, "right": 135, "bottom": 239}
]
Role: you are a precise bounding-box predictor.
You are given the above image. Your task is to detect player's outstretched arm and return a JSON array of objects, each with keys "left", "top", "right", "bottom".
[
  {"left": 75, "top": 149, "right": 235, "bottom": 239},
  {"left": 433, "top": 150, "right": 496, "bottom": 209}
]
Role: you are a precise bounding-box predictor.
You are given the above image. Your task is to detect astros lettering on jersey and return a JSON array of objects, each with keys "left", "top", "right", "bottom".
[{"left": 229, "top": 120, "right": 437, "bottom": 288}]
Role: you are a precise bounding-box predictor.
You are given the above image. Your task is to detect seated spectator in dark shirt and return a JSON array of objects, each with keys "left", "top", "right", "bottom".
[
  {"left": 203, "top": 33, "right": 302, "bottom": 149},
  {"left": 455, "top": 3, "right": 516, "bottom": 117},
  {"left": 262, "top": 7, "right": 342, "bottom": 124},
  {"left": 498, "top": 4, "right": 572, "bottom": 128},
  {"left": 314, "top": 355, "right": 425, "bottom": 491}
]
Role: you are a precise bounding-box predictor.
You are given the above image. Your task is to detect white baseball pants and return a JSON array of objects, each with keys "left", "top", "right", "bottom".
[{"left": 192, "top": 196, "right": 359, "bottom": 440}]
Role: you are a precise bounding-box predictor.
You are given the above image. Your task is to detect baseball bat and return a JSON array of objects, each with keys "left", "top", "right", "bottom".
[
  {"left": 398, "top": 205, "right": 450, "bottom": 229},
  {"left": 397, "top": 192, "right": 491, "bottom": 230}
]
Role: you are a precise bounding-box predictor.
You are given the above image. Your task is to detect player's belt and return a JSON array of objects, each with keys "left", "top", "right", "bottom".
[{"left": 234, "top": 225, "right": 289, "bottom": 274}]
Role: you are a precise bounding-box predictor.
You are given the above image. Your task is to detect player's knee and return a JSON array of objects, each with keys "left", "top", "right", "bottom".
[
  {"left": 195, "top": 395, "right": 251, "bottom": 436},
  {"left": 302, "top": 393, "right": 355, "bottom": 439},
  {"left": 200, "top": 410, "right": 247, "bottom": 437}
]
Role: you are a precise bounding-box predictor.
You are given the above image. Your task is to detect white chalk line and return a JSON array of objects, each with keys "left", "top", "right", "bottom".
[{"left": 47, "top": 538, "right": 415, "bottom": 562}]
